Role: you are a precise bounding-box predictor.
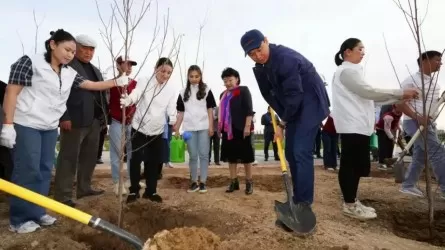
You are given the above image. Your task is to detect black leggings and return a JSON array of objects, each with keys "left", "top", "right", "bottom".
[
  {"left": 338, "top": 133, "right": 371, "bottom": 203},
  {"left": 129, "top": 130, "right": 163, "bottom": 195},
  {"left": 376, "top": 129, "right": 394, "bottom": 164}
]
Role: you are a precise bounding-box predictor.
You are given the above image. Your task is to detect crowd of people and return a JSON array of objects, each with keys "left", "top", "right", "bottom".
[{"left": 0, "top": 27, "right": 442, "bottom": 236}]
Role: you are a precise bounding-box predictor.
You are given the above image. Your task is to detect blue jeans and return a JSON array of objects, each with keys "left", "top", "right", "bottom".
[
  {"left": 186, "top": 130, "right": 210, "bottom": 183},
  {"left": 322, "top": 131, "right": 338, "bottom": 168},
  {"left": 163, "top": 125, "right": 173, "bottom": 163},
  {"left": 9, "top": 124, "right": 58, "bottom": 226},
  {"left": 402, "top": 119, "right": 445, "bottom": 192},
  {"left": 109, "top": 119, "right": 132, "bottom": 184},
  {"left": 285, "top": 123, "right": 319, "bottom": 204}
]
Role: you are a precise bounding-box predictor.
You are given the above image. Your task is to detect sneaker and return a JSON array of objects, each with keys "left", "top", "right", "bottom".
[
  {"left": 187, "top": 182, "right": 199, "bottom": 193},
  {"left": 113, "top": 183, "right": 128, "bottom": 196},
  {"left": 38, "top": 214, "right": 57, "bottom": 226},
  {"left": 378, "top": 164, "right": 390, "bottom": 171},
  {"left": 199, "top": 183, "right": 208, "bottom": 193},
  {"left": 126, "top": 193, "right": 140, "bottom": 203},
  {"left": 356, "top": 200, "right": 375, "bottom": 213},
  {"left": 167, "top": 162, "right": 174, "bottom": 168},
  {"left": 9, "top": 221, "right": 41, "bottom": 234},
  {"left": 252, "top": 160, "right": 258, "bottom": 166},
  {"left": 143, "top": 193, "right": 163, "bottom": 203},
  {"left": 342, "top": 203, "right": 377, "bottom": 220},
  {"left": 399, "top": 186, "right": 424, "bottom": 197}
]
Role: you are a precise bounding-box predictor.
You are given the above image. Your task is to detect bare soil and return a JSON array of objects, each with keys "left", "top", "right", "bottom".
[{"left": 1, "top": 163, "right": 445, "bottom": 250}]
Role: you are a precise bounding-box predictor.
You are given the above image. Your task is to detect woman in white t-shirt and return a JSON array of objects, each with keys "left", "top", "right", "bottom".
[
  {"left": 1, "top": 29, "right": 128, "bottom": 234},
  {"left": 174, "top": 65, "right": 217, "bottom": 193},
  {"left": 331, "top": 37, "right": 418, "bottom": 220}
]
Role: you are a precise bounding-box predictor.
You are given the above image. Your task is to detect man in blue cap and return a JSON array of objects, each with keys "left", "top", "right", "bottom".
[{"left": 241, "top": 29, "right": 330, "bottom": 235}]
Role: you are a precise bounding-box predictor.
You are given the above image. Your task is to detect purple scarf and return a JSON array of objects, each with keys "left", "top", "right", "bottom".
[{"left": 218, "top": 87, "right": 238, "bottom": 140}]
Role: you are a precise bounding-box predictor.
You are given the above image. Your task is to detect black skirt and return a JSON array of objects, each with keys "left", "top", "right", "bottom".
[
  {"left": 220, "top": 128, "right": 255, "bottom": 164},
  {"left": 340, "top": 133, "right": 371, "bottom": 177}
]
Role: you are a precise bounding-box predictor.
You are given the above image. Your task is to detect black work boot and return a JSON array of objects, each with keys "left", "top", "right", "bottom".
[
  {"left": 226, "top": 178, "right": 240, "bottom": 193},
  {"left": 245, "top": 179, "right": 253, "bottom": 195}
]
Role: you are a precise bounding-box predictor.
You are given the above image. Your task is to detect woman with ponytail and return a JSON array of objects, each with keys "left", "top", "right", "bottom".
[
  {"left": 331, "top": 38, "right": 418, "bottom": 220},
  {"left": 1, "top": 29, "right": 129, "bottom": 233},
  {"left": 174, "top": 65, "right": 216, "bottom": 193}
]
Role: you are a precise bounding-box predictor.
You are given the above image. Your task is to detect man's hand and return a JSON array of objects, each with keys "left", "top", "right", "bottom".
[
  {"left": 416, "top": 114, "right": 431, "bottom": 127},
  {"left": 60, "top": 120, "right": 72, "bottom": 131},
  {"left": 115, "top": 75, "right": 129, "bottom": 87},
  {"left": 0, "top": 124, "right": 16, "bottom": 148},
  {"left": 402, "top": 88, "right": 420, "bottom": 100},
  {"left": 274, "top": 126, "right": 284, "bottom": 143}
]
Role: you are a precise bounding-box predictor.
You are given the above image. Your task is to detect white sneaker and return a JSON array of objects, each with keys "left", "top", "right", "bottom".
[
  {"left": 9, "top": 221, "right": 41, "bottom": 234},
  {"left": 167, "top": 162, "right": 174, "bottom": 168},
  {"left": 356, "top": 200, "right": 376, "bottom": 213},
  {"left": 113, "top": 183, "right": 128, "bottom": 196},
  {"left": 252, "top": 160, "right": 258, "bottom": 166},
  {"left": 38, "top": 214, "right": 57, "bottom": 226},
  {"left": 124, "top": 180, "right": 146, "bottom": 188},
  {"left": 399, "top": 186, "right": 424, "bottom": 197},
  {"left": 342, "top": 203, "right": 377, "bottom": 220}
]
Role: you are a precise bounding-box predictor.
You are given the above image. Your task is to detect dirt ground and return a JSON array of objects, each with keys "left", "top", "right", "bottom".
[{"left": 1, "top": 163, "right": 445, "bottom": 250}]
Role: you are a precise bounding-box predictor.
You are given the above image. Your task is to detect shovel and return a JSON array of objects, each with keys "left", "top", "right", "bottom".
[
  {"left": 269, "top": 108, "right": 316, "bottom": 236},
  {"left": 0, "top": 178, "right": 144, "bottom": 249},
  {"left": 391, "top": 92, "right": 445, "bottom": 183}
]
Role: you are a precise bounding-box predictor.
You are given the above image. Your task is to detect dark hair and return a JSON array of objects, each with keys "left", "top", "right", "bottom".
[
  {"left": 334, "top": 38, "right": 362, "bottom": 66},
  {"left": 221, "top": 67, "right": 241, "bottom": 85},
  {"left": 155, "top": 57, "right": 173, "bottom": 69},
  {"left": 184, "top": 65, "right": 207, "bottom": 102},
  {"left": 44, "top": 29, "right": 76, "bottom": 63},
  {"left": 417, "top": 50, "right": 442, "bottom": 66}
]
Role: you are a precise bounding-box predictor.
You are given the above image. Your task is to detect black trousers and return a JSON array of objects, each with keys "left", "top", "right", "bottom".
[
  {"left": 0, "top": 146, "right": 13, "bottom": 181},
  {"left": 338, "top": 133, "right": 370, "bottom": 203},
  {"left": 129, "top": 130, "right": 163, "bottom": 195},
  {"left": 209, "top": 133, "right": 220, "bottom": 163},
  {"left": 264, "top": 132, "right": 278, "bottom": 160},
  {"left": 376, "top": 129, "right": 394, "bottom": 164},
  {"left": 97, "top": 127, "right": 107, "bottom": 160}
]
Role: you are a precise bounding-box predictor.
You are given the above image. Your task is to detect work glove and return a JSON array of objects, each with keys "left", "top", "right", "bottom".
[
  {"left": 0, "top": 124, "right": 16, "bottom": 148},
  {"left": 115, "top": 75, "right": 129, "bottom": 87},
  {"left": 120, "top": 93, "right": 134, "bottom": 108}
]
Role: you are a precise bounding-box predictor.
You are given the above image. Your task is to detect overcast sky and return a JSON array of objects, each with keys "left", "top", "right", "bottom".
[{"left": 0, "top": 0, "right": 444, "bottom": 130}]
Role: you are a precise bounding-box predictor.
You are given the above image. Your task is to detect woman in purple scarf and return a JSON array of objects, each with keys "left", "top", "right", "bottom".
[{"left": 218, "top": 67, "right": 255, "bottom": 195}]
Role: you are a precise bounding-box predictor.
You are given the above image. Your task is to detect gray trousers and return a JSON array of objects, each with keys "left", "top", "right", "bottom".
[{"left": 54, "top": 119, "right": 101, "bottom": 202}]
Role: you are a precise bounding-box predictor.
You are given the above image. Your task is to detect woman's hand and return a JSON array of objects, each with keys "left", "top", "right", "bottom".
[
  {"left": 243, "top": 125, "right": 251, "bottom": 138},
  {"left": 208, "top": 128, "right": 214, "bottom": 137}
]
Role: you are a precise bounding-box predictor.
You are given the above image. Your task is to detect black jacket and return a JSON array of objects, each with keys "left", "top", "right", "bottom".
[
  {"left": 219, "top": 86, "right": 254, "bottom": 131},
  {"left": 0, "top": 80, "right": 6, "bottom": 132},
  {"left": 60, "top": 58, "right": 108, "bottom": 128}
]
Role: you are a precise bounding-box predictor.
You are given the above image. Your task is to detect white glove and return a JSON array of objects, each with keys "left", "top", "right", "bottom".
[
  {"left": 120, "top": 93, "right": 134, "bottom": 108},
  {"left": 0, "top": 124, "right": 16, "bottom": 148},
  {"left": 115, "top": 75, "right": 129, "bottom": 87}
]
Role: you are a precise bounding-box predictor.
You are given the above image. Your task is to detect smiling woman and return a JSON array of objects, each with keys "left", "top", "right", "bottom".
[{"left": 0, "top": 29, "right": 129, "bottom": 234}]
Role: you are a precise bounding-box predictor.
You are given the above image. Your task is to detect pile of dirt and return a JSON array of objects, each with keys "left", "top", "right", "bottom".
[
  {"left": 166, "top": 175, "right": 283, "bottom": 192},
  {"left": 143, "top": 227, "right": 221, "bottom": 250}
]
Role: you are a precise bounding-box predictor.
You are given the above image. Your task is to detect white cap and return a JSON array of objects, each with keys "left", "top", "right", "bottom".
[{"left": 75, "top": 34, "right": 97, "bottom": 48}]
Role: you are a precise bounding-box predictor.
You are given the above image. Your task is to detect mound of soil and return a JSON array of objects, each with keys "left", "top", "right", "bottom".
[
  {"left": 166, "top": 175, "right": 283, "bottom": 192},
  {"left": 143, "top": 227, "right": 220, "bottom": 250}
]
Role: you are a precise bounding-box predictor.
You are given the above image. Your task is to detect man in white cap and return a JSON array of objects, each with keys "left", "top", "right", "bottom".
[{"left": 53, "top": 34, "right": 107, "bottom": 207}]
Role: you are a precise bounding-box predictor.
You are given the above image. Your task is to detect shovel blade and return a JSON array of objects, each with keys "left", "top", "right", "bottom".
[
  {"left": 393, "top": 160, "right": 405, "bottom": 183},
  {"left": 274, "top": 200, "right": 316, "bottom": 237}
]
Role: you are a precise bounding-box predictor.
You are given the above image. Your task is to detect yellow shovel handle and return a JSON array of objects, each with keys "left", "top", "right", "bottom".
[
  {"left": 269, "top": 108, "right": 288, "bottom": 173},
  {"left": 0, "top": 178, "right": 92, "bottom": 224}
]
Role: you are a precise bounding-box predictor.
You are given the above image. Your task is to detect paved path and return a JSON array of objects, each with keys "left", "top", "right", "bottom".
[{"left": 96, "top": 147, "right": 411, "bottom": 169}]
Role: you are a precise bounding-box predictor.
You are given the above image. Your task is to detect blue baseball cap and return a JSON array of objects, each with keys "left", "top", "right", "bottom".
[{"left": 240, "top": 29, "right": 265, "bottom": 56}]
